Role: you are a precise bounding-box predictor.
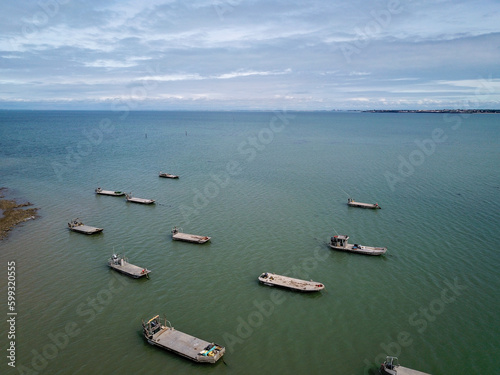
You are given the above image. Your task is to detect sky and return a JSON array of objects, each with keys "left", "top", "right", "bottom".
[{"left": 0, "top": 0, "right": 499, "bottom": 110}]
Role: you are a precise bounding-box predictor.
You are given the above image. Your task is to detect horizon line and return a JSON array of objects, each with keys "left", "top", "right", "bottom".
[{"left": 0, "top": 108, "right": 499, "bottom": 112}]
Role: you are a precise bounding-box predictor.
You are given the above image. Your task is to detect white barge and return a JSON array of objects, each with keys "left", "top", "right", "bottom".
[
  {"left": 142, "top": 315, "right": 225, "bottom": 364},
  {"left": 107, "top": 254, "right": 150, "bottom": 278},
  {"left": 125, "top": 193, "right": 155, "bottom": 205},
  {"left": 380, "top": 356, "right": 431, "bottom": 375},
  {"left": 329, "top": 235, "right": 386, "bottom": 255},
  {"left": 171, "top": 227, "right": 210, "bottom": 244},
  {"left": 347, "top": 198, "right": 381, "bottom": 209},
  {"left": 258, "top": 272, "right": 325, "bottom": 292},
  {"left": 95, "top": 188, "right": 125, "bottom": 196},
  {"left": 67, "top": 218, "right": 103, "bottom": 234}
]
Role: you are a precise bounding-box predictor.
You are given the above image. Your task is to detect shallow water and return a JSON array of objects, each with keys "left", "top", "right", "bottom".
[{"left": 0, "top": 110, "right": 499, "bottom": 374}]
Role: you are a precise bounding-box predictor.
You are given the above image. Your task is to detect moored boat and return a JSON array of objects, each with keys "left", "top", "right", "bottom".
[
  {"left": 329, "top": 235, "right": 386, "bottom": 255},
  {"left": 159, "top": 172, "right": 179, "bottom": 179},
  {"left": 142, "top": 315, "right": 225, "bottom": 363},
  {"left": 67, "top": 218, "right": 103, "bottom": 234},
  {"left": 107, "top": 254, "right": 150, "bottom": 278},
  {"left": 171, "top": 227, "right": 210, "bottom": 244},
  {"left": 125, "top": 193, "right": 155, "bottom": 204},
  {"left": 95, "top": 187, "right": 125, "bottom": 196},
  {"left": 258, "top": 272, "right": 325, "bottom": 292},
  {"left": 380, "top": 356, "right": 431, "bottom": 375},
  {"left": 347, "top": 198, "right": 381, "bottom": 209}
]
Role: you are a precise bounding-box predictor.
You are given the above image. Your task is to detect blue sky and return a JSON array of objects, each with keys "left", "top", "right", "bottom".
[{"left": 1, "top": 0, "right": 499, "bottom": 110}]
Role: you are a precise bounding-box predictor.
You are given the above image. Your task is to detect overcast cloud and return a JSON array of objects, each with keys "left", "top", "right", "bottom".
[{"left": 0, "top": 0, "right": 499, "bottom": 110}]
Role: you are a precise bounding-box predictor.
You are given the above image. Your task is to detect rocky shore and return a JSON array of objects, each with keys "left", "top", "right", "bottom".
[{"left": 0, "top": 188, "right": 39, "bottom": 240}]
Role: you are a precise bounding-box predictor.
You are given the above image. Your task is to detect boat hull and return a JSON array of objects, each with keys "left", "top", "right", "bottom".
[{"left": 347, "top": 202, "right": 381, "bottom": 209}]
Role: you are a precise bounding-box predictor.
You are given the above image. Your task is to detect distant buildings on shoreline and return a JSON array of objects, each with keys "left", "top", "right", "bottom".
[{"left": 361, "top": 109, "right": 500, "bottom": 113}]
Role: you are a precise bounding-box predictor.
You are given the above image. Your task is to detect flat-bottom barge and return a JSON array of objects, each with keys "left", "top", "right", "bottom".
[{"left": 142, "top": 315, "right": 225, "bottom": 364}]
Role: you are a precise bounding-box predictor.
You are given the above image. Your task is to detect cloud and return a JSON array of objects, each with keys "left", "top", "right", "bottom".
[
  {"left": 349, "top": 71, "right": 371, "bottom": 76},
  {"left": 436, "top": 78, "right": 500, "bottom": 90},
  {"left": 137, "top": 69, "right": 291, "bottom": 82},
  {"left": 0, "top": 0, "right": 499, "bottom": 109},
  {"left": 83, "top": 59, "right": 138, "bottom": 68}
]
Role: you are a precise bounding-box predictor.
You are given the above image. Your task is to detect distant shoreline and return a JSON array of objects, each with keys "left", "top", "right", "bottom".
[
  {"left": 1, "top": 109, "right": 499, "bottom": 113},
  {"left": 362, "top": 109, "right": 500, "bottom": 114}
]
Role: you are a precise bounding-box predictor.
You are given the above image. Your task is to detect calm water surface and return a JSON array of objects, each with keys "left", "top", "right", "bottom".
[{"left": 0, "top": 111, "right": 499, "bottom": 375}]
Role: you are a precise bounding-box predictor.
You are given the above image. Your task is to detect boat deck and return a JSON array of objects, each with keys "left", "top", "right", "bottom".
[
  {"left": 95, "top": 189, "right": 124, "bottom": 196},
  {"left": 329, "top": 235, "right": 386, "bottom": 256},
  {"left": 258, "top": 272, "right": 324, "bottom": 292},
  {"left": 330, "top": 244, "right": 387, "bottom": 255},
  {"left": 381, "top": 356, "right": 431, "bottom": 375},
  {"left": 126, "top": 196, "right": 155, "bottom": 204},
  {"left": 159, "top": 173, "right": 179, "bottom": 179},
  {"left": 108, "top": 258, "right": 150, "bottom": 278},
  {"left": 392, "top": 366, "right": 431, "bottom": 375},
  {"left": 347, "top": 199, "right": 380, "bottom": 209},
  {"left": 150, "top": 327, "right": 223, "bottom": 363},
  {"left": 69, "top": 225, "right": 103, "bottom": 234},
  {"left": 172, "top": 231, "right": 210, "bottom": 244},
  {"left": 143, "top": 316, "right": 225, "bottom": 364}
]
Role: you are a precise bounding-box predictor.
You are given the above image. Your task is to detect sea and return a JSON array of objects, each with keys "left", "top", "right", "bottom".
[{"left": 0, "top": 110, "right": 499, "bottom": 375}]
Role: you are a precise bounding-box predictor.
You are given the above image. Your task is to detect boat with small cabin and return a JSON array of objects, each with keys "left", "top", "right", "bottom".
[
  {"left": 380, "top": 356, "right": 431, "bottom": 375},
  {"left": 171, "top": 227, "right": 210, "bottom": 243},
  {"left": 67, "top": 218, "right": 103, "bottom": 234},
  {"left": 258, "top": 272, "right": 325, "bottom": 292},
  {"left": 142, "top": 315, "right": 225, "bottom": 363},
  {"left": 107, "top": 254, "right": 150, "bottom": 278},
  {"left": 125, "top": 193, "right": 155, "bottom": 204},
  {"left": 347, "top": 198, "right": 381, "bottom": 209},
  {"left": 329, "top": 235, "right": 386, "bottom": 255},
  {"left": 95, "top": 187, "right": 125, "bottom": 196},
  {"left": 159, "top": 172, "right": 179, "bottom": 179}
]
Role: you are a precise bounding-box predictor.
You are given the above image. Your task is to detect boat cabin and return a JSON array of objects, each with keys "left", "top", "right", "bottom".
[
  {"left": 110, "top": 254, "right": 125, "bottom": 266},
  {"left": 330, "top": 235, "right": 349, "bottom": 248},
  {"left": 143, "top": 315, "right": 166, "bottom": 339},
  {"left": 381, "top": 356, "right": 399, "bottom": 375}
]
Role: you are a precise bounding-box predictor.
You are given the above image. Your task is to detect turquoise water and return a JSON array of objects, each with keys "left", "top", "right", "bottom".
[{"left": 0, "top": 110, "right": 499, "bottom": 375}]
